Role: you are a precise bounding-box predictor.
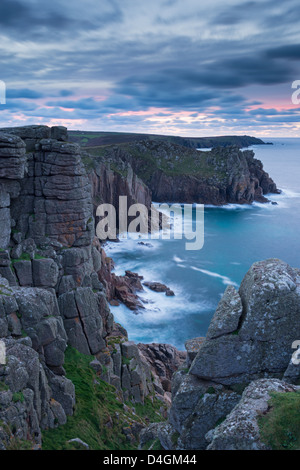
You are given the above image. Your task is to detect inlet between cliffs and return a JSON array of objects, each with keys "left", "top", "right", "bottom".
[{"left": 106, "top": 138, "right": 300, "bottom": 349}]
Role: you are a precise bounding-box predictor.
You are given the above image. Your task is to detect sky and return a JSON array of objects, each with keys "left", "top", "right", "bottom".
[{"left": 0, "top": 0, "right": 300, "bottom": 137}]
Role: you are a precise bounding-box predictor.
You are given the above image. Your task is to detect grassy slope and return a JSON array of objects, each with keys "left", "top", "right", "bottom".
[
  {"left": 86, "top": 141, "right": 228, "bottom": 185},
  {"left": 258, "top": 391, "right": 300, "bottom": 450},
  {"left": 42, "top": 347, "right": 165, "bottom": 450}
]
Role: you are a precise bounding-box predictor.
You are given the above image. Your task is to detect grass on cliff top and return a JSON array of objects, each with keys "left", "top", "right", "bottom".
[
  {"left": 87, "top": 142, "right": 226, "bottom": 183},
  {"left": 42, "top": 347, "right": 164, "bottom": 451},
  {"left": 258, "top": 390, "right": 300, "bottom": 450}
]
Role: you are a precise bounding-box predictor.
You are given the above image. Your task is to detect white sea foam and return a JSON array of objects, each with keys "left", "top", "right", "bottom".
[
  {"left": 173, "top": 255, "right": 184, "bottom": 262},
  {"left": 190, "top": 266, "right": 239, "bottom": 287}
]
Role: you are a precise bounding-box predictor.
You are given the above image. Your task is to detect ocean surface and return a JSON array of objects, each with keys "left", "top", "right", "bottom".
[{"left": 106, "top": 138, "right": 300, "bottom": 350}]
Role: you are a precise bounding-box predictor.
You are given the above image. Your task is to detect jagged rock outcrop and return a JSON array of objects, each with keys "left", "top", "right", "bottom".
[
  {"left": 190, "top": 259, "right": 300, "bottom": 385},
  {"left": 138, "top": 343, "right": 186, "bottom": 400},
  {"left": 147, "top": 259, "right": 300, "bottom": 450},
  {"left": 206, "top": 379, "right": 299, "bottom": 450}
]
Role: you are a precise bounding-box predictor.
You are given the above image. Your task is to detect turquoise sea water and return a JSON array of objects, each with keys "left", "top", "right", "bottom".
[{"left": 106, "top": 138, "right": 300, "bottom": 350}]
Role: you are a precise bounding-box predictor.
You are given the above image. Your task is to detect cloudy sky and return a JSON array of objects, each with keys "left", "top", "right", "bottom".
[{"left": 0, "top": 0, "right": 300, "bottom": 137}]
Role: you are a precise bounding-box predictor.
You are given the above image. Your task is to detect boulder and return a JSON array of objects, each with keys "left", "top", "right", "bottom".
[
  {"left": 190, "top": 259, "right": 300, "bottom": 385},
  {"left": 207, "top": 379, "right": 299, "bottom": 450},
  {"left": 168, "top": 371, "right": 240, "bottom": 449}
]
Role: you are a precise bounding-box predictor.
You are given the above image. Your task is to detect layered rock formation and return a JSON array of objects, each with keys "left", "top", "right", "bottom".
[
  {"left": 0, "top": 126, "right": 174, "bottom": 450},
  {"left": 142, "top": 259, "right": 300, "bottom": 450}
]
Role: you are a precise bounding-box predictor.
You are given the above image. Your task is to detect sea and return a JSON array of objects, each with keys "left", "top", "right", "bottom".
[{"left": 105, "top": 138, "right": 300, "bottom": 350}]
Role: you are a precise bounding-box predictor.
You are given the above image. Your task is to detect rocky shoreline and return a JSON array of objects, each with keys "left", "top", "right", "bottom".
[
  {"left": 87, "top": 140, "right": 280, "bottom": 205},
  {"left": 0, "top": 125, "right": 297, "bottom": 451}
]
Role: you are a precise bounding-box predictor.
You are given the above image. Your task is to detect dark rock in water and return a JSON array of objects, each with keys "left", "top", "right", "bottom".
[
  {"left": 143, "top": 281, "right": 175, "bottom": 296},
  {"left": 138, "top": 241, "right": 153, "bottom": 247},
  {"left": 271, "top": 201, "right": 278, "bottom": 205},
  {"left": 125, "top": 270, "right": 144, "bottom": 281},
  {"left": 113, "top": 271, "right": 145, "bottom": 311},
  {"left": 165, "top": 289, "right": 175, "bottom": 296}
]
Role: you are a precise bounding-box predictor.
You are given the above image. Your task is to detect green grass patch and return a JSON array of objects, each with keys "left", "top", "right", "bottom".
[
  {"left": 34, "top": 254, "right": 46, "bottom": 260},
  {"left": 0, "top": 381, "right": 9, "bottom": 392},
  {"left": 258, "top": 391, "right": 300, "bottom": 450},
  {"left": 171, "top": 431, "right": 180, "bottom": 445},
  {"left": 142, "top": 438, "right": 163, "bottom": 450},
  {"left": 133, "top": 396, "right": 166, "bottom": 424},
  {"left": 42, "top": 347, "right": 164, "bottom": 450},
  {"left": 12, "top": 392, "right": 25, "bottom": 403},
  {"left": 122, "top": 356, "right": 131, "bottom": 366},
  {"left": 11, "top": 253, "right": 31, "bottom": 263}
]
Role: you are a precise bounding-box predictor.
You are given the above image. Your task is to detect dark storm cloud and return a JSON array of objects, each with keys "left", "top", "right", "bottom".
[
  {"left": 110, "top": 50, "right": 295, "bottom": 112},
  {"left": 266, "top": 44, "right": 300, "bottom": 60},
  {"left": 7, "top": 89, "right": 44, "bottom": 99},
  {"left": 211, "top": 1, "right": 261, "bottom": 25},
  {"left": 0, "top": 0, "right": 70, "bottom": 32},
  {"left": 0, "top": 0, "right": 123, "bottom": 39},
  {"left": 210, "top": 0, "right": 300, "bottom": 28}
]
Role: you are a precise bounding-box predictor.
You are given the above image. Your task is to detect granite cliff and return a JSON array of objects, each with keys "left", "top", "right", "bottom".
[
  {"left": 0, "top": 125, "right": 295, "bottom": 451},
  {"left": 0, "top": 125, "right": 184, "bottom": 450},
  {"left": 88, "top": 140, "right": 280, "bottom": 205}
]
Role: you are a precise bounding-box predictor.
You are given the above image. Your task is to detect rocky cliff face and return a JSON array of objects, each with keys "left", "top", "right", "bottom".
[
  {"left": 0, "top": 126, "right": 175, "bottom": 450},
  {"left": 0, "top": 125, "right": 293, "bottom": 451},
  {"left": 88, "top": 140, "right": 279, "bottom": 205},
  {"left": 141, "top": 259, "right": 300, "bottom": 450}
]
